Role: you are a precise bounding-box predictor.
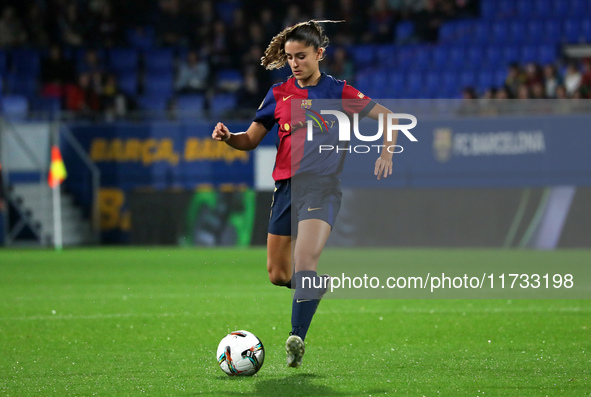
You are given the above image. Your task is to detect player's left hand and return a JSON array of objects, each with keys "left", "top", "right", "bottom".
[{"left": 374, "top": 156, "right": 393, "bottom": 180}]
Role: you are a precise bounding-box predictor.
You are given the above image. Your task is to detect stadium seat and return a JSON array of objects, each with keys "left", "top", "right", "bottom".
[
  {"left": 144, "top": 48, "right": 175, "bottom": 74},
  {"left": 406, "top": 72, "right": 423, "bottom": 94},
  {"left": 375, "top": 45, "right": 397, "bottom": 68},
  {"left": 176, "top": 94, "right": 206, "bottom": 119},
  {"left": 494, "top": 70, "right": 507, "bottom": 88},
  {"left": 526, "top": 20, "right": 544, "bottom": 42},
  {"left": 543, "top": 19, "right": 562, "bottom": 43},
  {"left": 137, "top": 95, "right": 169, "bottom": 112},
  {"left": 447, "top": 46, "right": 465, "bottom": 70},
  {"left": 395, "top": 21, "right": 415, "bottom": 44},
  {"left": 531, "top": 0, "right": 552, "bottom": 18},
  {"left": 216, "top": 69, "right": 243, "bottom": 91},
  {"left": 210, "top": 93, "right": 237, "bottom": 119},
  {"left": 458, "top": 71, "right": 476, "bottom": 89},
  {"left": 484, "top": 46, "right": 503, "bottom": 68},
  {"left": 508, "top": 21, "right": 527, "bottom": 44},
  {"left": 117, "top": 71, "right": 139, "bottom": 96},
  {"left": 476, "top": 70, "right": 495, "bottom": 91},
  {"left": 414, "top": 46, "right": 430, "bottom": 71},
  {"left": 569, "top": 0, "right": 589, "bottom": 16},
  {"left": 582, "top": 19, "right": 591, "bottom": 42},
  {"left": 515, "top": 0, "right": 531, "bottom": 19},
  {"left": 215, "top": 1, "right": 240, "bottom": 24},
  {"left": 126, "top": 26, "right": 156, "bottom": 50},
  {"left": 563, "top": 19, "right": 582, "bottom": 43},
  {"left": 30, "top": 97, "right": 61, "bottom": 115},
  {"left": 438, "top": 23, "right": 456, "bottom": 43},
  {"left": 551, "top": 0, "right": 570, "bottom": 18},
  {"left": 108, "top": 48, "right": 139, "bottom": 74},
  {"left": 10, "top": 48, "right": 40, "bottom": 76},
  {"left": 502, "top": 45, "right": 520, "bottom": 64},
  {"left": 479, "top": 0, "right": 496, "bottom": 19},
  {"left": 497, "top": 0, "right": 515, "bottom": 18},
  {"left": 465, "top": 46, "right": 484, "bottom": 69},
  {"left": 369, "top": 71, "right": 389, "bottom": 93},
  {"left": 537, "top": 45, "right": 557, "bottom": 65},
  {"left": 144, "top": 72, "right": 174, "bottom": 97},
  {"left": 1, "top": 95, "right": 29, "bottom": 119},
  {"left": 431, "top": 46, "right": 448, "bottom": 67},
  {"left": 491, "top": 21, "right": 509, "bottom": 44},
  {"left": 354, "top": 72, "right": 372, "bottom": 94},
  {"left": 5, "top": 73, "right": 38, "bottom": 97},
  {"left": 349, "top": 45, "right": 375, "bottom": 69},
  {"left": 520, "top": 45, "right": 538, "bottom": 63}
]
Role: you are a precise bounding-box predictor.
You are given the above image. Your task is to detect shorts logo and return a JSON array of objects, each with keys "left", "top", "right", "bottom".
[{"left": 307, "top": 207, "right": 322, "bottom": 212}]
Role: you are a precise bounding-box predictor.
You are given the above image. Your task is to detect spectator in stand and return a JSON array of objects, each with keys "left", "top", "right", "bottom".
[
  {"left": 555, "top": 85, "right": 568, "bottom": 99},
  {"left": 208, "top": 20, "right": 232, "bottom": 69},
  {"left": 57, "top": 2, "right": 89, "bottom": 47},
  {"left": 40, "top": 44, "right": 76, "bottom": 99},
  {"left": 543, "top": 64, "right": 561, "bottom": 98},
  {"left": 326, "top": 47, "right": 355, "bottom": 83},
  {"left": 175, "top": 50, "right": 210, "bottom": 94},
  {"left": 90, "top": 0, "right": 120, "bottom": 48},
  {"left": 413, "top": 0, "right": 443, "bottom": 43},
  {"left": 530, "top": 81, "right": 546, "bottom": 99},
  {"left": 524, "top": 62, "right": 543, "bottom": 88},
  {"left": 504, "top": 63, "right": 525, "bottom": 98},
  {"left": 65, "top": 72, "right": 102, "bottom": 115},
  {"left": 156, "top": 0, "right": 188, "bottom": 46},
  {"left": 25, "top": 2, "right": 50, "bottom": 47},
  {"left": 517, "top": 84, "right": 530, "bottom": 99},
  {"left": 367, "top": 0, "right": 396, "bottom": 43},
  {"left": 102, "top": 73, "right": 134, "bottom": 119},
  {"left": 0, "top": 6, "right": 27, "bottom": 47},
  {"left": 564, "top": 62, "right": 582, "bottom": 97},
  {"left": 235, "top": 68, "right": 267, "bottom": 118},
  {"left": 579, "top": 59, "right": 591, "bottom": 98}
]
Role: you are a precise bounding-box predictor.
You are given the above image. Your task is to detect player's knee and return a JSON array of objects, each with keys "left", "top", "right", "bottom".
[{"left": 268, "top": 268, "right": 290, "bottom": 286}]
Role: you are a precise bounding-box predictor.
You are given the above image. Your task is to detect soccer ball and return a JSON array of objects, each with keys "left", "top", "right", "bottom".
[{"left": 216, "top": 330, "right": 265, "bottom": 376}]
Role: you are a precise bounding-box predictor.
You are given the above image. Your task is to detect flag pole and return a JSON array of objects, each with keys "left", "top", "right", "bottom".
[{"left": 52, "top": 181, "right": 63, "bottom": 251}]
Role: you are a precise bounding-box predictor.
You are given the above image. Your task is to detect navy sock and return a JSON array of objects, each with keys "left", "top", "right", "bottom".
[{"left": 291, "top": 271, "right": 324, "bottom": 341}]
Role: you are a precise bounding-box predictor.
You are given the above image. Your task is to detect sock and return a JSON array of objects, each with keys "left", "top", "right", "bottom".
[{"left": 291, "top": 270, "right": 324, "bottom": 341}]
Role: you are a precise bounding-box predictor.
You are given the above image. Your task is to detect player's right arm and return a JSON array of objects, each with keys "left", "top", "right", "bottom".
[{"left": 212, "top": 121, "right": 269, "bottom": 151}]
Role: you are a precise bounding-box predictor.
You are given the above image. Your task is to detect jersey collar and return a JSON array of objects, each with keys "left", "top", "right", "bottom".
[{"left": 294, "top": 72, "right": 326, "bottom": 90}]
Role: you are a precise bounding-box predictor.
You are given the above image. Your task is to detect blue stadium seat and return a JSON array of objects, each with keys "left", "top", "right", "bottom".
[
  {"left": 10, "top": 48, "right": 40, "bottom": 76},
  {"left": 117, "top": 71, "right": 138, "bottom": 96},
  {"left": 210, "top": 93, "right": 237, "bottom": 119},
  {"left": 466, "top": 46, "right": 484, "bottom": 69},
  {"left": 477, "top": 70, "right": 495, "bottom": 91},
  {"left": 137, "top": 95, "right": 169, "bottom": 112},
  {"left": 375, "top": 45, "right": 397, "bottom": 68},
  {"left": 502, "top": 45, "right": 521, "bottom": 64},
  {"left": 543, "top": 19, "right": 562, "bottom": 43},
  {"left": 551, "top": 0, "right": 570, "bottom": 17},
  {"left": 432, "top": 46, "right": 448, "bottom": 66},
  {"left": 176, "top": 95, "right": 205, "bottom": 119},
  {"left": 569, "top": 0, "right": 589, "bottom": 16},
  {"left": 144, "top": 72, "right": 174, "bottom": 97},
  {"left": 414, "top": 46, "right": 430, "bottom": 71},
  {"left": 215, "top": 1, "right": 240, "bottom": 24},
  {"left": 1, "top": 95, "right": 28, "bottom": 119},
  {"left": 491, "top": 21, "right": 509, "bottom": 44},
  {"left": 531, "top": 0, "right": 552, "bottom": 18},
  {"left": 448, "top": 46, "right": 465, "bottom": 70},
  {"left": 508, "top": 21, "right": 527, "bottom": 44},
  {"left": 458, "top": 71, "right": 476, "bottom": 89},
  {"left": 216, "top": 69, "right": 243, "bottom": 91},
  {"left": 31, "top": 97, "right": 60, "bottom": 115},
  {"left": 515, "top": 0, "right": 531, "bottom": 19},
  {"left": 582, "top": 19, "right": 591, "bottom": 42},
  {"left": 468, "top": 22, "right": 490, "bottom": 45},
  {"left": 144, "top": 48, "right": 174, "bottom": 74},
  {"left": 108, "top": 48, "right": 139, "bottom": 74},
  {"left": 369, "top": 71, "right": 389, "bottom": 93},
  {"left": 425, "top": 72, "right": 440, "bottom": 94},
  {"left": 406, "top": 72, "right": 423, "bottom": 93},
  {"left": 438, "top": 23, "right": 457, "bottom": 42},
  {"left": 349, "top": 45, "right": 375, "bottom": 68},
  {"left": 537, "top": 45, "right": 557, "bottom": 65},
  {"left": 354, "top": 72, "right": 372, "bottom": 94},
  {"left": 497, "top": 0, "right": 515, "bottom": 18},
  {"left": 563, "top": 19, "right": 582, "bottom": 43},
  {"left": 484, "top": 46, "right": 503, "bottom": 68},
  {"left": 5, "top": 73, "right": 38, "bottom": 97},
  {"left": 519, "top": 45, "right": 538, "bottom": 63},
  {"left": 126, "top": 26, "right": 156, "bottom": 50},
  {"left": 494, "top": 70, "right": 507, "bottom": 88},
  {"left": 390, "top": 73, "right": 406, "bottom": 94},
  {"left": 395, "top": 21, "right": 414, "bottom": 44},
  {"left": 479, "top": 0, "right": 496, "bottom": 19},
  {"left": 526, "top": 20, "right": 544, "bottom": 42}
]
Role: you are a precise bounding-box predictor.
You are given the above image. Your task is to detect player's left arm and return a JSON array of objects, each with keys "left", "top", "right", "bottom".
[{"left": 367, "top": 103, "right": 397, "bottom": 180}]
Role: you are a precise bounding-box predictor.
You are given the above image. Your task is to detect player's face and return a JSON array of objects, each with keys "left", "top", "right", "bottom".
[{"left": 285, "top": 41, "right": 322, "bottom": 86}]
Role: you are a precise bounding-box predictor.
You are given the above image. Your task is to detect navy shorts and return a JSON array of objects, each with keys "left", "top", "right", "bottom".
[{"left": 268, "top": 175, "right": 342, "bottom": 237}]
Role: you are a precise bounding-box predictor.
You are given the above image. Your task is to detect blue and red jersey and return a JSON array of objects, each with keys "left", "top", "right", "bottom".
[{"left": 254, "top": 73, "right": 375, "bottom": 181}]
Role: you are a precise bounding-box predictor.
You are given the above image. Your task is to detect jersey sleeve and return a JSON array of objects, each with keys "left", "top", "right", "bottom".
[
  {"left": 342, "top": 83, "right": 376, "bottom": 118},
  {"left": 253, "top": 87, "right": 278, "bottom": 131}
]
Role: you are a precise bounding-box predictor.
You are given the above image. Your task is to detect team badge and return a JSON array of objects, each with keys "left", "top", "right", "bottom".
[
  {"left": 433, "top": 128, "right": 452, "bottom": 163},
  {"left": 358, "top": 92, "right": 365, "bottom": 99},
  {"left": 301, "top": 99, "right": 312, "bottom": 109}
]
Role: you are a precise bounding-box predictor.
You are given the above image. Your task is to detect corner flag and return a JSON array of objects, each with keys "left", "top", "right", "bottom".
[{"left": 48, "top": 146, "right": 67, "bottom": 188}]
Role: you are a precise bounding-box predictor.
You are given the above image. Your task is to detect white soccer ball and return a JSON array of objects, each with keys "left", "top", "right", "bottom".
[{"left": 216, "top": 330, "right": 265, "bottom": 376}]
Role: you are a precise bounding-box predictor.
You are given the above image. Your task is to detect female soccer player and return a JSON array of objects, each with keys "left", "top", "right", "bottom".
[{"left": 212, "top": 20, "right": 396, "bottom": 367}]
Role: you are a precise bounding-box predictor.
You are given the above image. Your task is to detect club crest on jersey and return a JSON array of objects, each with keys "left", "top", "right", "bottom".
[{"left": 301, "top": 99, "right": 313, "bottom": 109}]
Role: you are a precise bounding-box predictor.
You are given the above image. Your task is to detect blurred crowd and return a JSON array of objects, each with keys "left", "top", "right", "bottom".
[{"left": 464, "top": 60, "right": 591, "bottom": 101}]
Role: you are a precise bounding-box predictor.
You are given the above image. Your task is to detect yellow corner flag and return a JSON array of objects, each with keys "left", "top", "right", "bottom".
[{"left": 48, "top": 145, "right": 67, "bottom": 188}]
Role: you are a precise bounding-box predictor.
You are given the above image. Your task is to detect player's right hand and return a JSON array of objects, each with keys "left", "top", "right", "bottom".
[{"left": 212, "top": 122, "right": 231, "bottom": 141}]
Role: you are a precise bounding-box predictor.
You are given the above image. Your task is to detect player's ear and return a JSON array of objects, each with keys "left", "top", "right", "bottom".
[{"left": 316, "top": 48, "right": 324, "bottom": 60}]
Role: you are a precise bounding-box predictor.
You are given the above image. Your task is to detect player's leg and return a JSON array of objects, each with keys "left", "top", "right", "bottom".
[
  {"left": 266, "top": 233, "right": 293, "bottom": 287},
  {"left": 286, "top": 219, "right": 331, "bottom": 367}
]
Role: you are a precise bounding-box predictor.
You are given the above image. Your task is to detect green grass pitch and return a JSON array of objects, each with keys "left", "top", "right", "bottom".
[{"left": 0, "top": 248, "right": 589, "bottom": 396}]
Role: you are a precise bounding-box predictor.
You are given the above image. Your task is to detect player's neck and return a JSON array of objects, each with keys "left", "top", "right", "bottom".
[{"left": 298, "top": 71, "right": 322, "bottom": 87}]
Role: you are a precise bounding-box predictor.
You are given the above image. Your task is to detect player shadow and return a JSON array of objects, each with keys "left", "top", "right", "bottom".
[{"left": 253, "top": 373, "right": 349, "bottom": 397}]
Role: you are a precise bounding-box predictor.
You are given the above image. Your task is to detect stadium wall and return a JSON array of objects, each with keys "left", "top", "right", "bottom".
[{"left": 62, "top": 113, "right": 590, "bottom": 247}]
